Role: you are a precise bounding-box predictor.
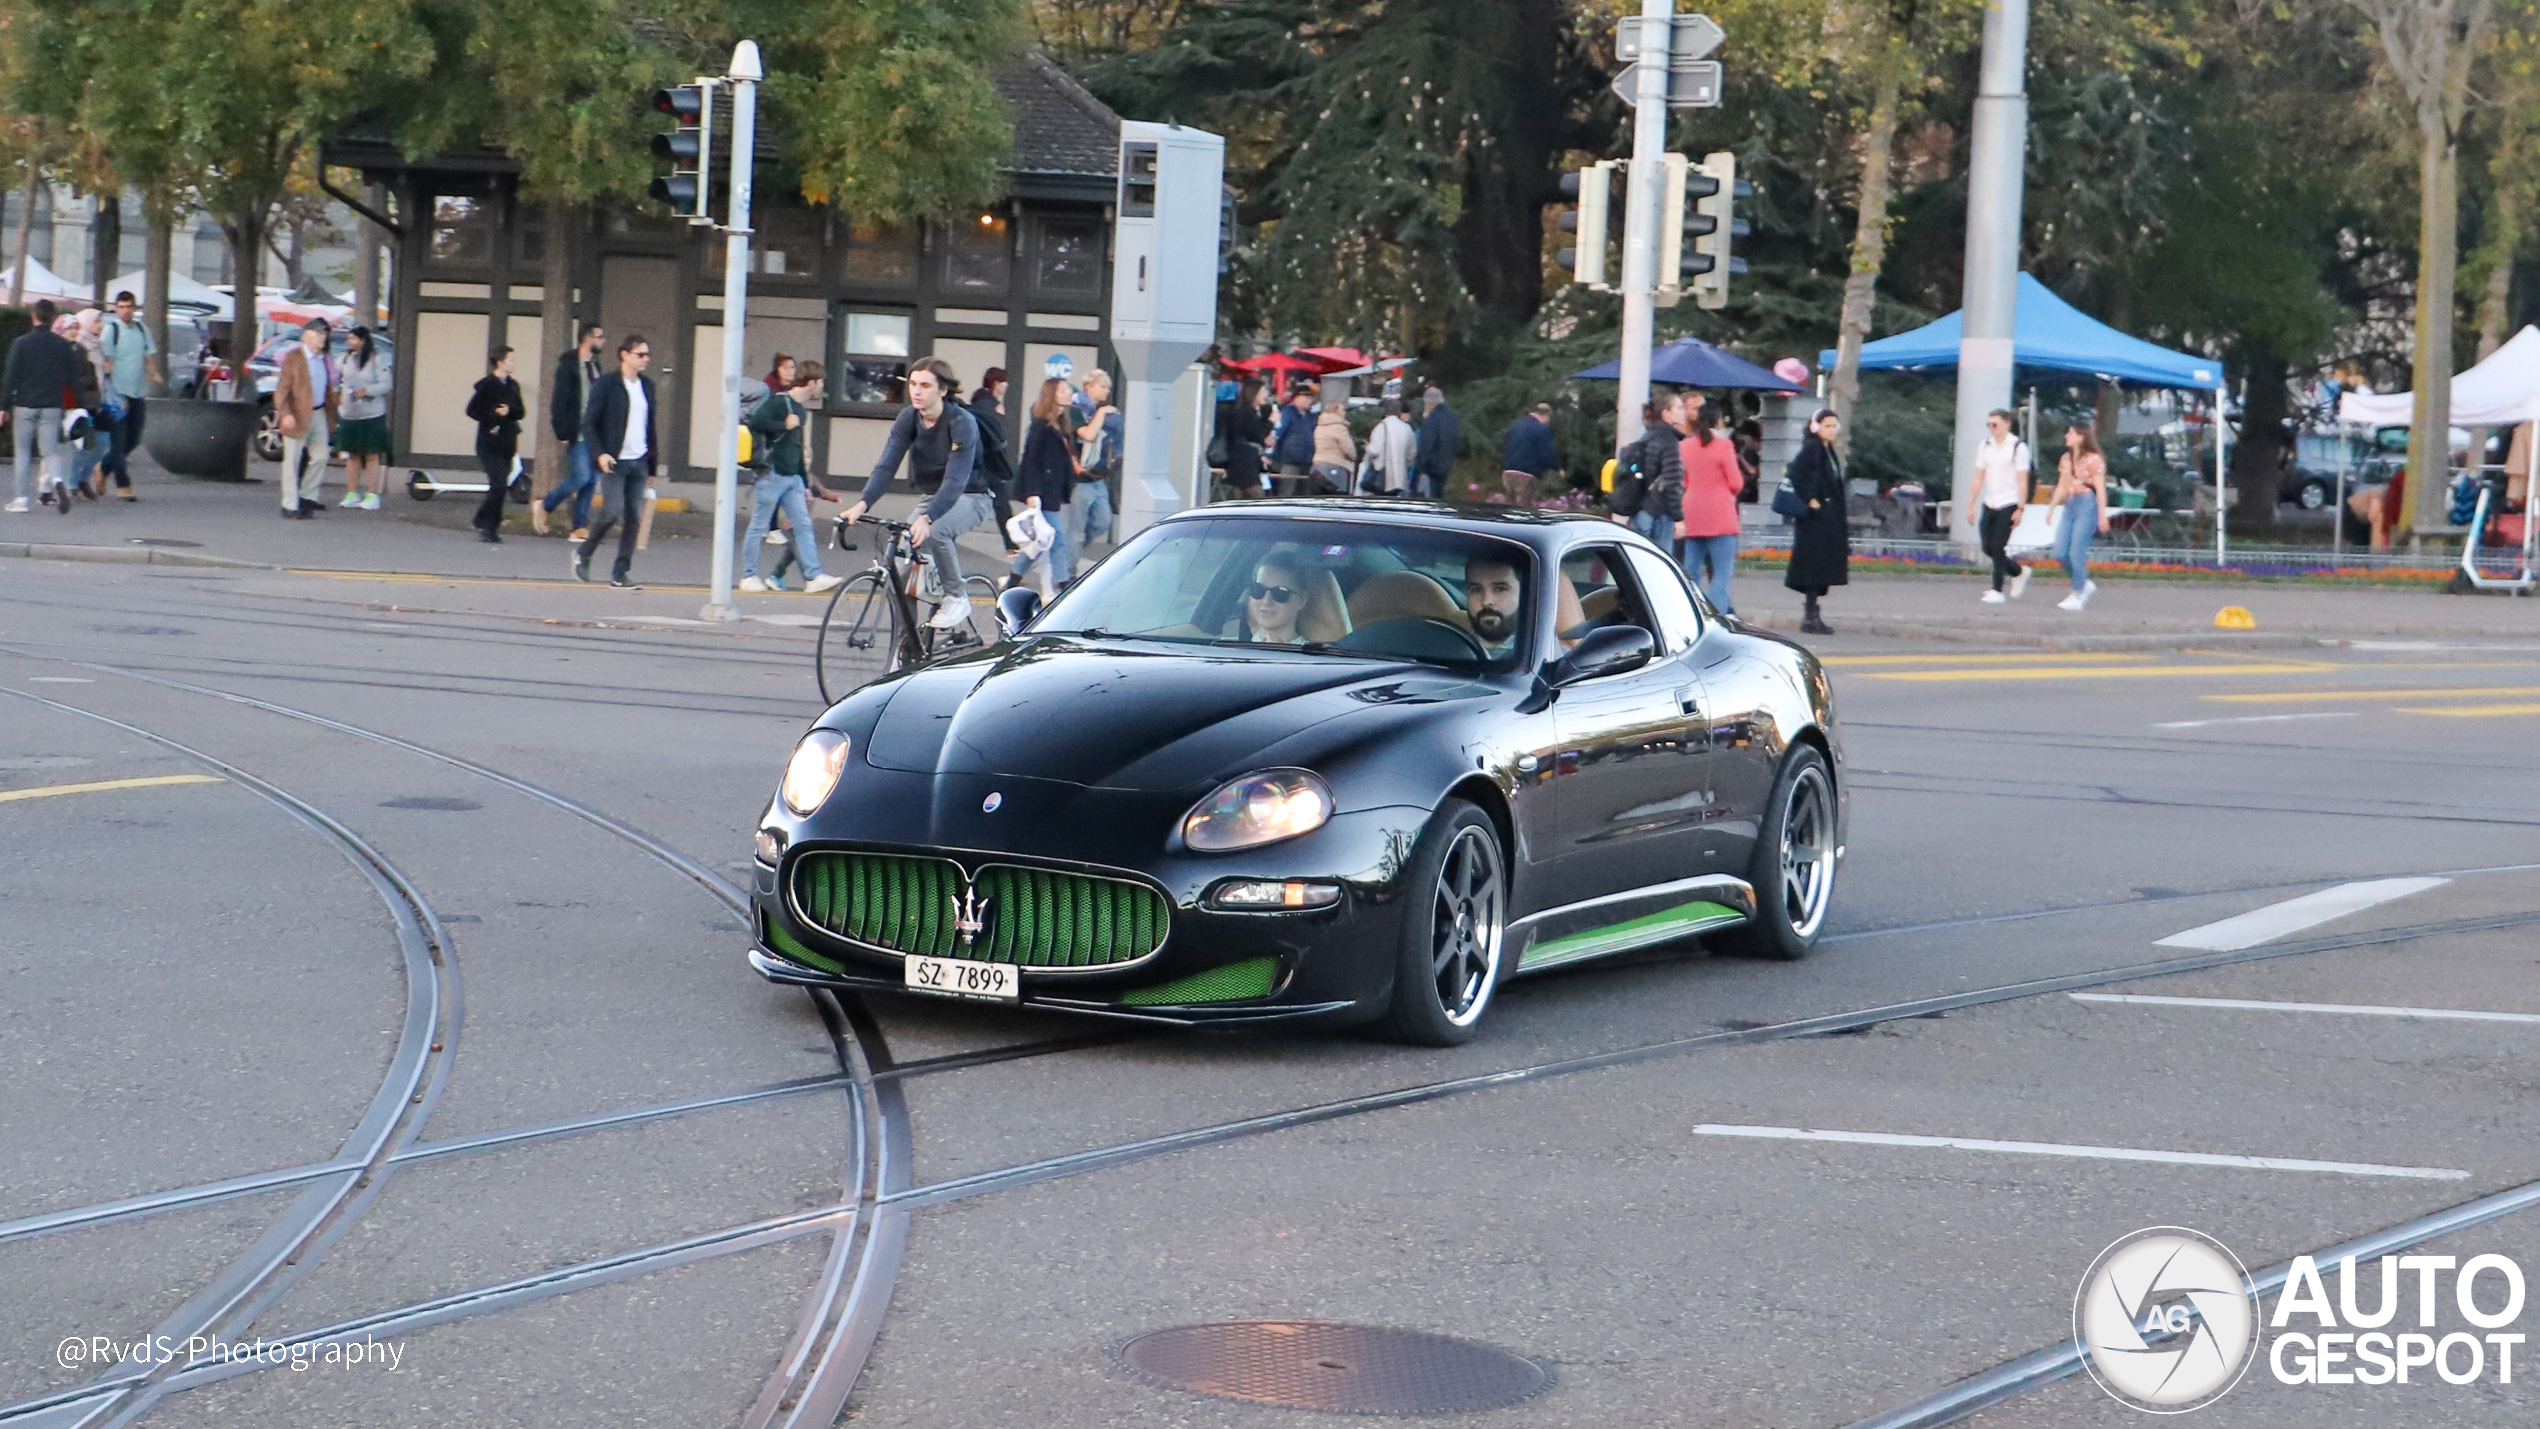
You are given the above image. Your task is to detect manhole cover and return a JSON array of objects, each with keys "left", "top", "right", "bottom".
[
  {"left": 126, "top": 538, "right": 202, "bottom": 548},
  {"left": 1115, "top": 1321, "right": 1549, "bottom": 1416},
  {"left": 378, "top": 796, "right": 483, "bottom": 812}
]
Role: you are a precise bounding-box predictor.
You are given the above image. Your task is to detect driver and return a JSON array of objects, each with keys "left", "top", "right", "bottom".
[{"left": 1463, "top": 553, "right": 1525, "bottom": 658}]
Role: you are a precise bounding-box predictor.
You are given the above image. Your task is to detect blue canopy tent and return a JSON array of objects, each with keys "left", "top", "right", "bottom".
[
  {"left": 1818, "top": 273, "right": 2236, "bottom": 559},
  {"left": 1575, "top": 335, "right": 1804, "bottom": 391}
]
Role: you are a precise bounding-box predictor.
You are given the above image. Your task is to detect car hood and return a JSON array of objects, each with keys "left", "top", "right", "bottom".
[{"left": 861, "top": 637, "right": 1454, "bottom": 790}]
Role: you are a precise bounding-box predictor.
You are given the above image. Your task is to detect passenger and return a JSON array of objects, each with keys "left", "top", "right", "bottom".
[
  {"left": 1225, "top": 551, "right": 1347, "bottom": 643},
  {"left": 1464, "top": 552, "right": 1526, "bottom": 658}
]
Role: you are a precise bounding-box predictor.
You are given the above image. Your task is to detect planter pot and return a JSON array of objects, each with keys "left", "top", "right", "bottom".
[{"left": 144, "top": 398, "right": 257, "bottom": 481}]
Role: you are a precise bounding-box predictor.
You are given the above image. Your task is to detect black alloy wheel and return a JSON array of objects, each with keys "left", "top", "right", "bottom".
[
  {"left": 1384, "top": 800, "right": 1506, "bottom": 1046},
  {"left": 1718, "top": 744, "right": 1836, "bottom": 961}
]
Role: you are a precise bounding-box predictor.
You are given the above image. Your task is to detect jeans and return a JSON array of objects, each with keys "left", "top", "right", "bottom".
[
  {"left": 1683, "top": 532, "right": 1739, "bottom": 614},
  {"left": 280, "top": 413, "right": 331, "bottom": 511},
  {"left": 742, "top": 472, "right": 824, "bottom": 581},
  {"left": 919, "top": 492, "right": 994, "bottom": 605},
  {"left": 580, "top": 456, "right": 650, "bottom": 580},
  {"left": 10, "top": 406, "right": 66, "bottom": 501},
  {"left": 1978, "top": 502, "right": 2023, "bottom": 590},
  {"left": 1010, "top": 510, "right": 1073, "bottom": 589},
  {"left": 70, "top": 416, "right": 107, "bottom": 489},
  {"left": 1629, "top": 509, "right": 1669, "bottom": 544},
  {"left": 542, "top": 438, "right": 597, "bottom": 527},
  {"left": 1065, "top": 478, "right": 1113, "bottom": 560},
  {"left": 105, "top": 397, "right": 142, "bottom": 487},
  {"left": 2055, "top": 494, "right": 2098, "bottom": 591}
]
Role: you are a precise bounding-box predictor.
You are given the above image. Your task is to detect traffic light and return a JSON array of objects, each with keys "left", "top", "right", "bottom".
[
  {"left": 650, "top": 84, "right": 713, "bottom": 222},
  {"left": 1555, "top": 160, "right": 1619, "bottom": 290},
  {"left": 1684, "top": 150, "right": 1750, "bottom": 310}
]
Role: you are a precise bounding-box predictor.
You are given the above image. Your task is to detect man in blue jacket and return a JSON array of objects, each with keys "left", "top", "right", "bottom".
[
  {"left": 841, "top": 356, "right": 994, "bottom": 635},
  {"left": 1414, "top": 385, "right": 1462, "bottom": 499},
  {"left": 1500, "top": 401, "right": 1558, "bottom": 504},
  {"left": 1268, "top": 387, "right": 1317, "bottom": 496}
]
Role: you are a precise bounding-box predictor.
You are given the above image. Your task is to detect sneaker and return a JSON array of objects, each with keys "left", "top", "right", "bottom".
[
  {"left": 2057, "top": 593, "right": 2083, "bottom": 611},
  {"left": 1980, "top": 590, "right": 2007, "bottom": 605},
  {"left": 38, "top": 488, "right": 53, "bottom": 507},
  {"left": 53, "top": 483, "right": 70, "bottom": 515},
  {"left": 609, "top": 574, "right": 639, "bottom": 589},
  {"left": 2007, "top": 567, "right": 2031, "bottom": 599},
  {"left": 478, "top": 529, "right": 503, "bottom": 544},
  {"left": 738, "top": 576, "right": 772, "bottom": 593},
  {"left": 927, "top": 593, "right": 974, "bottom": 630},
  {"left": 804, "top": 573, "right": 845, "bottom": 595},
  {"left": 2081, "top": 579, "right": 2098, "bottom": 606},
  {"left": 340, "top": 491, "right": 363, "bottom": 507},
  {"left": 2, "top": 498, "right": 26, "bottom": 513},
  {"left": 572, "top": 549, "right": 592, "bottom": 582},
  {"left": 363, "top": 492, "right": 381, "bottom": 511},
  {"left": 763, "top": 530, "right": 788, "bottom": 545},
  {"left": 567, "top": 528, "right": 589, "bottom": 542}
]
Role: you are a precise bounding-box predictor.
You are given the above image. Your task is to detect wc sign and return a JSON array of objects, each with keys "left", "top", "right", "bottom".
[{"left": 1043, "top": 353, "right": 1075, "bottom": 381}]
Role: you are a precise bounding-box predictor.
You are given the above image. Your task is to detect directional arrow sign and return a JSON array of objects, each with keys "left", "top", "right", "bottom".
[
  {"left": 1612, "top": 60, "right": 1725, "bottom": 110},
  {"left": 1616, "top": 14, "right": 1726, "bottom": 63}
]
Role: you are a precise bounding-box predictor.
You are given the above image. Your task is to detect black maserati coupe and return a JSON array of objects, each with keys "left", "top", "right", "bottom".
[{"left": 749, "top": 501, "right": 1845, "bottom": 1044}]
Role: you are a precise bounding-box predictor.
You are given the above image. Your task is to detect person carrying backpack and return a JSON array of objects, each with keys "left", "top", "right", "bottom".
[{"left": 739, "top": 362, "right": 844, "bottom": 594}]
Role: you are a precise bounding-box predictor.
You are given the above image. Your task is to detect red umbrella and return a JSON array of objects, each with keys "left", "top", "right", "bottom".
[
  {"left": 1292, "top": 346, "right": 1374, "bottom": 372},
  {"left": 1224, "top": 352, "right": 1327, "bottom": 398}
]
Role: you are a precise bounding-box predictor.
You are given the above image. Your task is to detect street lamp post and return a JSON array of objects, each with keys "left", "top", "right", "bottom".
[
  {"left": 701, "top": 41, "right": 761, "bottom": 623},
  {"left": 1952, "top": 0, "right": 2029, "bottom": 550}
]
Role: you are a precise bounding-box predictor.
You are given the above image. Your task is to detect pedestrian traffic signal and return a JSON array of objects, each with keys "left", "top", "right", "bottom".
[
  {"left": 650, "top": 84, "right": 713, "bottom": 222},
  {"left": 1684, "top": 150, "right": 1749, "bottom": 310},
  {"left": 1555, "top": 161, "right": 1620, "bottom": 291}
]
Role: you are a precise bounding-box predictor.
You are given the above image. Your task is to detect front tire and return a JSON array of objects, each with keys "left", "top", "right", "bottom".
[
  {"left": 1382, "top": 801, "right": 1506, "bottom": 1046},
  {"left": 816, "top": 572, "right": 903, "bottom": 703},
  {"left": 1718, "top": 745, "right": 1836, "bottom": 961}
]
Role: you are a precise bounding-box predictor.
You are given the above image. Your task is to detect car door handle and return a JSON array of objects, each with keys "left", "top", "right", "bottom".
[{"left": 1675, "top": 685, "right": 1702, "bottom": 715}]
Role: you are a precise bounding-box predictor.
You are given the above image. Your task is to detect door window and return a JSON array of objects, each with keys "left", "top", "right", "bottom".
[
  {"left": 1623, "top": 547, "right": 1704, "bottom": 652},
  {"left": 1556, "top": 547, "right": 1660, "bottom": 656}
]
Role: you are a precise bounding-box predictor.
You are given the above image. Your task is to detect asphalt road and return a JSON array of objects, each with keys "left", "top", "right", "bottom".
[{"left": 1, "top": 554, "right": 2536, "bottom": 1428}]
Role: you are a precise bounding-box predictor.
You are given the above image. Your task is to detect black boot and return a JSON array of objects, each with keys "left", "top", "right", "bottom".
[{"left": 1801, "top": 595, "right": 1833, "bottom": 636}]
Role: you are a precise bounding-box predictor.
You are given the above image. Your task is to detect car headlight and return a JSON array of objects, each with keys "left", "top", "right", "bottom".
[
  {"left": 1182, "top": 769, "right": 1333, "bottom": 852},
  {"left": 781, "top": 730, "right": 850, "bottom": 816}
]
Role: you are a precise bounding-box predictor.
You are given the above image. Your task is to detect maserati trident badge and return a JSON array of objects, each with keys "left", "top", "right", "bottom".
[{"left": 950, "top": 884, "right": 992, "bottom": 947}]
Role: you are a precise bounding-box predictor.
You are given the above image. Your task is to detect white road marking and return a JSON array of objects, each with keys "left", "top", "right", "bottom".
[
  {"left": 2071, "top": 992, "right": 2540, "bottom": 1024},
  {"left": 2153, "top": 877, "right": 2449, "bottom": 951},
  {"left": 26, "top": 676, "right": 94, "bottom": 684},
  {"left": 1691, "top": 1124, "right": 2468, "bottom": 1180},
  {"left": 2154, "top": 712, "right": 2360, "bottom": 729}
]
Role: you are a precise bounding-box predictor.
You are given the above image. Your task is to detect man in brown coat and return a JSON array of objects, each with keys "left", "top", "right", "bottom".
[{"left": 274, "top": 318, "right": 339, "bottom": 518}]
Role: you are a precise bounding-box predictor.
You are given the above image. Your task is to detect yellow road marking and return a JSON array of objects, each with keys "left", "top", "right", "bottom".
[
  {"left": 2205, "top": 686, "right": 2540, "bottom": 704},
  {"left": 1861, "top": 661, "right": 2341, "bottom": 683},
  {"left": 2396, "top": 703, "right": 2540, "bottom": 717},
  {"left": 1820, "top": 652, "right": 2156, "bottom": 667},
  {"left": 0, "top": 774, "right": 225, "bottom": 804}
]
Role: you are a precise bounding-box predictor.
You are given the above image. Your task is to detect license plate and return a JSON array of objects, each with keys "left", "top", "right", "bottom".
[{"left": 903, "top": 954, "right": 1019, "bottom": 1001}]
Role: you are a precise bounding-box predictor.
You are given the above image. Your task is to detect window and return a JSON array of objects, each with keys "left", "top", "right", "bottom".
[
  {"left": 1623, "top": 547, "right": 1704, "bottom": 650},
  {"left": 1032, "top": 217, "right": 1104, "bottom": 300},
  {"left": 515, "top": 206, "right": 545, "bottom": 266},
  {"left": 844, "top": 220, "right": 917, "bottom": 286},
  {"left": 756, "top": 203, "right": 826, "bottom": 279},
  {"left": 839, "top": 310, "right": 912, "bottom": 405},
  {"left": 1558, "top": 547, "right": 1660, "bottom": 653},
  {"left": 427, "top": 194, "right": 492, "bottom": 265},
  {"left": 940, "top": 211, "right": 1010, "bottom": 298}
]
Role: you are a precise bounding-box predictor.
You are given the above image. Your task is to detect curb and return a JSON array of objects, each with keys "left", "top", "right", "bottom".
[
  {"left": 1740, "top": 612, "right": 2332, "bottom": 653},
  {"left": 1, "top": 541, "right": 274, "bottom": 571}
]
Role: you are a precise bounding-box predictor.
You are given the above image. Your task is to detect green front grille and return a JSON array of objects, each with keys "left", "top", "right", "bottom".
[
  {"left": 1121, "top": 956, "right": 1280, "bottom": 1006},
  {"left": 791, "top": 851, "right": 1169, "bottom": 968}
]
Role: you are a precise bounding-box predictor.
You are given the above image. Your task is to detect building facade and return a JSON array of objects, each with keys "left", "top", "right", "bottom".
[{"left": 321, "top": 52, "right": 1124, "bottom": 481}]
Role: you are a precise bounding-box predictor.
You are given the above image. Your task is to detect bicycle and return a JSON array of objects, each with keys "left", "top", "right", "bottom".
[{"left": 814, "top": 515, "right": 998, "bottom": 703}]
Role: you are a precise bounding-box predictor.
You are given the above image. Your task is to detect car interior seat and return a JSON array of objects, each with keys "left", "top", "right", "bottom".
[{"left": 1347, "top": 570, "right": 1469, "bottom": 630}]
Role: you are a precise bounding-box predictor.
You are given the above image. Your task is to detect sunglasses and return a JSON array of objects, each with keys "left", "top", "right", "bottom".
[{"left": 1246, "top": 583, "right": 1296, "bottom": 604}]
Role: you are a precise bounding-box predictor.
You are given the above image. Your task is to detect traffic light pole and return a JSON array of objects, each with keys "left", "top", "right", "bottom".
[
  {"left": 1951, "top": 0, "right": 2027, "bottom": 550},
  {"left": 701, "top": 42, "right": 761, "bottom": 623},
  {"left": 1614, "top": 0, "right": 1674, "bottom": 452}
]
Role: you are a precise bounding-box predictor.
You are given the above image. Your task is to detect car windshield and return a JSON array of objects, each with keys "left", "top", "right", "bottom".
[{"left": 1033, "top": 516, "right": 1538, "bottom": 672}]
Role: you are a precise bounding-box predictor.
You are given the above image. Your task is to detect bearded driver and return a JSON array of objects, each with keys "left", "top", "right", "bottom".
[{"left": 1464, "top": 552, "right": 1525, "bottom": 659}]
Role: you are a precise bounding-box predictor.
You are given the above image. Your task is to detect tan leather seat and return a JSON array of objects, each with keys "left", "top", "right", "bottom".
[
  {"left": 1578, "top": 586, "right": 1620, "bottom": 622},
  {"left": 1348, "top": 570, "right": 1469, "bottom": 630}
]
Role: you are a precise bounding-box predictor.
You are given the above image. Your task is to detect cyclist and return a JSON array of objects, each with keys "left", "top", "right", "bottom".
[{"left": 840, "top": 355, "right": 995, "bottom": 637}]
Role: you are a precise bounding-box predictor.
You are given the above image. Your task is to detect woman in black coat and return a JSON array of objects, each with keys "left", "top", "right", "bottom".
[
  {"left": 1220, "top": 377, "right": 1273, "bottom": 499},
  {"left": 1011, "top": 377, "right": 1082, "bottom": 585},
  {"left": 1782, "top": 408, "right": 1850, "bottom": 634},
  {"left": 465, "top": 347, "right": 525, "bottom": 543}
]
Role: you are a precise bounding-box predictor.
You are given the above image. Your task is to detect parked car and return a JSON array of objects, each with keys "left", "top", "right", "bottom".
[{"left": 222, "top": 330, "right": 396, "bottom": 462}]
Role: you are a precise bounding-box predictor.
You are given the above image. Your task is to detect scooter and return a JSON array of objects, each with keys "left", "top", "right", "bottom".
[
  {"left": 407, "top": 453, "right": 533, "bottom": 506},
  {"left": 2451, "top": 470, "right": 2536, "bottom": 595}
]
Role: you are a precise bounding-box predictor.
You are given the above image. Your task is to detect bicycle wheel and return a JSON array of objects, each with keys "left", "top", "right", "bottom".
[{"left": 815, "top": 571, "right": 903, "bottom": 704}]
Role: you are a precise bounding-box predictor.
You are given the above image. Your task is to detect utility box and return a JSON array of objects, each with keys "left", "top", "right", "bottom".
[{"left": 1111, "top": 121, "right": 1226, "bottom": 537}]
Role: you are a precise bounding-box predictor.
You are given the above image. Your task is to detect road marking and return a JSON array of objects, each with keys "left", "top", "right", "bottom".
[
  {"left": 1820, "top": 653, "right": 2156, "bottom": 667},
  {"left": 2153, "top": 877, "right": 2449, "bottom": 950},
  {"left": 2154, "top": 712, "right": 2360, "bottom": 729},
  {"left": 2206, "top": 685, "right": 2540, "bottom": 704},
  {"left": 1862, "top": 660, "right": 2339, "bottom": 683},
  {"left": 0, "top": 774, "right": 226, "bottom": 804},
  {"left": 2071, "top": 992, "right": 2540, "bottom": 1024},
  {"left": 1690, "top": 1124, "right": 2468, "bottom": 1180},
  {"left": 26, "top": 676, "right": 94, "bottom": 683},
  {"left": 2398, "top": 702, "right": 2540, "bottom": 717}
]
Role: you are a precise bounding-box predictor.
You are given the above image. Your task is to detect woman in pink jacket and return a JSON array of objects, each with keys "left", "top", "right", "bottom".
[{"left": 1677, "top": 394, "right": 1744, "bottom": 614}]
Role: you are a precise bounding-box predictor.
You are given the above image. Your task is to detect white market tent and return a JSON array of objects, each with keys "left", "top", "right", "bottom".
[
  {"left": 107, "top": 268, "right": 236, "bottom": 318},
  {"left": 0, "top": 256, "right": 87, "bottom": 303},
  {"left": 2339, "top": 326, "right": 2540, "bottom": 428}
]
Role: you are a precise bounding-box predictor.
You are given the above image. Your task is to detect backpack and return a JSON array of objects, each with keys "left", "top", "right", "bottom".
[{"left": 734, "top": 378, "right": 773, "bottom": 469}]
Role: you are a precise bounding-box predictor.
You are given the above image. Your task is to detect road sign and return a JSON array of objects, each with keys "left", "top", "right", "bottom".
[
  {"left": 1610, "top": 60, "right": 1723, "bottom": 110},
  {"left": 1616, "top": 14, "right": 1725, "bottom": 62}
]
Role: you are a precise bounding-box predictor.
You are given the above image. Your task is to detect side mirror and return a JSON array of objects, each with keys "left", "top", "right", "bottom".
[
  {"left": 1548, "top": 625, "right": 1654, "bottom": 688},
  {"left": 996, "top": 585, "right": 1043, "bottom": 639}
]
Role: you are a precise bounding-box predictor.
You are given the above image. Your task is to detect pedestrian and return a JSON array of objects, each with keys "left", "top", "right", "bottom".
[
  {"left": 1961, "top": 407, "right": 2032, "bottom": 603},
  {"left": 1680, "top": 394, "right": 1745, "bottom": 614},
  {"left": 1501, "top": 401, "right": 1558, "bottom": 505},
  {"left": 1311, "top": 385, "right": 1357, "bottom": 494},
  {"left": 841, "top": 355, "right": 996, "bottom": 638},
  {"left": 576, "top": 333, "right": 657, "bottom": 587},
  {"left": 1782, "top": 408, "right": 1850, "bottom": 635},
  {"left": 273, "top": 318, "right": 339, "bottom": 519},
  {"left": 738, "top": 361, "right": 844, "bottom": 595},
  {"left": 1068, "top": 367, "right": 1120, "bottom": 558},
  {"left": 1414, "top": 385, "right": 1462, "bottom": 499},
  {"left": 335, "top": 326, "right": 392, "bottom": 510},
  {"left": 1268, "top": 386, "right": 1317, "bottom": 496},
  {"left": 1009, "top": 376, "right": 1079, "bottom": 590},
  {"left": 1732, "top": 418, "right": 1763, "bottom": 502},
  {"left": 2, "top": 299, "right": 78, "bottom": 513},
  {"left": 969, "top": 367, "right": 1016, "bottom": 548},
  {"left": 1363, "top": 398, "right": 1415, "bottom": 496},
  {"left": 465, "top": 347, "right": 524, "bottom": 543},
  {"left": 1219, "top": 376, "right": 1272, "bottom": 500},
  {"left": 100, "top": 290, "right": 159, "bottom": 502},
  {"left": 66, "top": 310, "right": 113, "bottom": 500},
  {"left": 534, "top": 321, "right": 605, "bottom": 538},
  {"left": 1609, "top": 396, "right": 1678, "bottom": 544},
  {"left": 2051, "top": 419, "right": 2111, "bottom": 610}
]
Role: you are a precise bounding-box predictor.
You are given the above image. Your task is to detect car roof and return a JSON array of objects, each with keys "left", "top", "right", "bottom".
[{"left": 1160, "top": 498, "right": 1619, "bottom": 553}]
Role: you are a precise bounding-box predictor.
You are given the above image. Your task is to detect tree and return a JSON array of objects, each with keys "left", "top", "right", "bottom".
[{"left": 2350, "top": 0, "right": 2498, "bottom": 534}]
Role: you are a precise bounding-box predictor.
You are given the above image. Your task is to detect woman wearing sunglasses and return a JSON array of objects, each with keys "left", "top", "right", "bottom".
[{"left": 1225, "top": 552, "right": 1348, "bottom": 644}]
